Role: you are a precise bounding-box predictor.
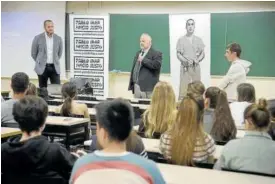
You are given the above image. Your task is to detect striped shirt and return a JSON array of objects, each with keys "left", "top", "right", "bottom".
[
  {"left": 70, "top": 151, "right": 165, "bottom": 184},
  {"left": 159, "top": 131, "right": 216, "bottom": 163}
]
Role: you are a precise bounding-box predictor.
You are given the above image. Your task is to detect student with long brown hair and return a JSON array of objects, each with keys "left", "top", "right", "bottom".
[
  {"left": 214, "top": 98, "right": 275, "bottom": 175},
  {"left": 204, "top": 87, "right": 237, "bottom": 143},
  {"left": 138, "top": 81, "right": 177, "bottom": 138},
  {"left": 55, "top": 82, "right": 89, "bottom": 118},
  {"left": 160, "top": 93, "right": 215, "bottom": 166}
]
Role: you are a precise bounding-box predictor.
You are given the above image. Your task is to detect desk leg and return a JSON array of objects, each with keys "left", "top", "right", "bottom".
[
  {"left": 84, "top": 122, "right": 89, "bottom": 140},
  {"left": 65, "top": 127, "right": 70, "bottom": 150}
]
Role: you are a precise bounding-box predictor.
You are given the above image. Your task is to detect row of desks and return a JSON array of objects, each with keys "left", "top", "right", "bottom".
[
  {"left": 48, "top": 98, "right": 149, "bottom": 110},
  {"left": 1, "top": 116, "right": 90, "bottom": 149},
  {"left": 158, "top": 163, "right": 274, "bottom": 184}
]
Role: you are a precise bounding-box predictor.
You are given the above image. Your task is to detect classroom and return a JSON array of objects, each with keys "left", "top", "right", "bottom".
[{"left": 1, "top": 1, "right": 275, "bottom": 184}]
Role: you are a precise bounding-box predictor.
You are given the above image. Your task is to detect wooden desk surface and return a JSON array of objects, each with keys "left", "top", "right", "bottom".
[
  {"left": 46, "top": 116, "right": 90, "bottom": 126},
  {"left": 50, "top": 94, "right": 150, "bottom": 104},
  {"left": 48, "top": 105, "right": 96, "bottom": 115},
  {"left": 157, "top": 163, "right": 274, "bottom": 184},
  {"left": 1, "top": 127, "right": 21, "bottom": 138},
  {"left": 49, "top": 99, "right": 149, "bottom": 110}
]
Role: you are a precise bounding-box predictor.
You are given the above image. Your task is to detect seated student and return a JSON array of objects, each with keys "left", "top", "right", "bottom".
[
  {"left": 204, "top": 87, "right": 237, "bottom": 143},
  {"left": 187, "top": 81, "right": 205, "bottom": 96},
  {"left": 160, "top": 93, "right": 216, "bottom": 165},
  {"left": 55, "top": 82, "right": 89, "bottom": 118},
  {"left": 1, "top": 72, "right": 29, "bottom": 127},
  {"left": 90, "top": 131, "right": 147, "bottom": 158},
  {"left": 138, "top": 81, "right": 177, "bottom": 139},
  {"left": 230, "top": 83, "right": 255, "bottom": 126},
  {"left": 26, "top": 82, "right": 37, "bottom": 96},
  {"left": 214, "top": 99, "right": 275, "bottom": 175},
  {"left": 1, "top": 96, "right": 77, "bottom": 184},
  {"left": 70, "top": 98, "right": 165, "bottom": 184}
]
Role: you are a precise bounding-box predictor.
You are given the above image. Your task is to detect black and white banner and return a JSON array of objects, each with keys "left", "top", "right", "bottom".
[{"left": 69, "top": 15, "right": 109, "bottom": 97}]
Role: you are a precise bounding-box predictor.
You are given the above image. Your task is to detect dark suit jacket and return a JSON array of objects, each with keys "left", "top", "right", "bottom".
[{"left": 128, "top": 47, "right": 162, "bottom": 93}]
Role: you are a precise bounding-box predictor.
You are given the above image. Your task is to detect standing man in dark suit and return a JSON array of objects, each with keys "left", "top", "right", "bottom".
[
  {"left": 128, "top": 33, "right": 162, "bottom": 99},
  {"left": 31, "top": 20, "right": 63, "bottom": 88}
]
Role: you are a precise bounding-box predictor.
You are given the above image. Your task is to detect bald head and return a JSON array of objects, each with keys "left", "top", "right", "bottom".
[{"left": 140, "top": 33, "right": 152, "bottom": 50}]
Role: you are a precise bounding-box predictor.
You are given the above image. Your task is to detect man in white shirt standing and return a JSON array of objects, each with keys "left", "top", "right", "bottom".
[
  {"left": 219, "top": 43, "right": 252, "bottom": 101},
  {"left": 31, "top": 20, "right": 63, "bottom": 88}
]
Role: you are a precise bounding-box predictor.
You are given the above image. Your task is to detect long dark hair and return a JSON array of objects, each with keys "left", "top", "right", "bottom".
[
  {"left": 205, "top": 87, "right": 237, "bottom": 142},
  {"left": 60, "top": 82, "right": 77, "bottom": 116}
]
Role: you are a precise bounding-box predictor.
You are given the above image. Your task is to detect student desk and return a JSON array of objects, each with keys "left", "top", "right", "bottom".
[
  {"left": 157, "top": 163, "right": 275, "bottom": 184},
  {"left": 49, "top": 94, "right": 151, "bottom": 104},
  {"left": 47, "top": 99, "right": 149, "bottom": 110},
  {"left": 43, "top": 116, "right": 90, "bottom": 149},
  {"left": 1, "top": 127, "right": 21, "bottom": 139}
]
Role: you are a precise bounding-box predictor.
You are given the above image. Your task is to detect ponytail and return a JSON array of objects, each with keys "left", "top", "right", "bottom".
[{"left": 60, "top": 97, "right": 72, "bottom": 116}]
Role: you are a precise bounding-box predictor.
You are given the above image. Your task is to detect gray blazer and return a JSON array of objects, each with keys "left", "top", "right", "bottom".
[{"left": 31, "top": 33, "right": 63, "bottom": 75}]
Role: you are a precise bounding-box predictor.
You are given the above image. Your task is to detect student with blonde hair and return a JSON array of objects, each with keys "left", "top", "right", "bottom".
[
  {"left": 160, "top": 93, "right": 215, "bottom": 166},
  {"left": 214, "top": 98, "right": 275, "bottom": 175},
  {"left": 138, "top": 81, "right": 177, "bottom": 139}
]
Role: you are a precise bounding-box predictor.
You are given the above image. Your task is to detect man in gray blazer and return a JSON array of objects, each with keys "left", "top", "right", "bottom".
[{"left": 31, "top": 20, "right": 63, "bottom": 88}]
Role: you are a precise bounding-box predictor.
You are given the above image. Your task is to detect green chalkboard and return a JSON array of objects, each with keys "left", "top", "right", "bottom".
[
  {"left": 109, "top": 14, "right": 170, "bottom": 73},
  {"left": 211, "top": 12, "right": 275, "bottom": 77},
  {"left": 109, "top": 12, "right": 275, "bottom": 77}
]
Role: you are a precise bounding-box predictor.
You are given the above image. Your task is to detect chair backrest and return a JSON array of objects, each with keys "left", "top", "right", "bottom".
[{"left": 222, "top": 168, "right": 275, "bottom": 177}]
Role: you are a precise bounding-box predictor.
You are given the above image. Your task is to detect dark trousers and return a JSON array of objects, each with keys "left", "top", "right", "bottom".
[{"left": 38, "top": 64, "right": 60, "bottom": 88}]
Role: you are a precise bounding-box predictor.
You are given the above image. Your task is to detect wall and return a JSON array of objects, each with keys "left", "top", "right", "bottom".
[
  {"left": 2, "top": 2, "right": 275, "bottom": 99},
  {"left": 66, "top": 1, "right": 275, "bottom": 99},
  {"left": 1, "top": 1, "right": 66, "bottom": 79}
]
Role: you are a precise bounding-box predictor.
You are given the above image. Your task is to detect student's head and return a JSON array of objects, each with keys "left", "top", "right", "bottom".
[
  {"left": 13, "top": 96, "right": 48, "bottom": 135},
  {"left": 60, "top": 82, "right": 77, "bottom": 116},
  {"left": 186, "top": 19, "right": 195, "bottom": 35},
  {"left": 95, "top": 98, "right": 134, "bottom": 149},
  {"left": 26, "top": 83, "right": 37, "bottom": 96},
  {"left": 244, "top": 98, "right": 270, "bottom": 131},
  {"left": 11, "top": 72, "right": 29, "bottom": 96},
  {"left": 187, "top": 81, "right": 205, "bottom": 96},
  {"left": 143, "top": 81, "right": 176, "bottom": 138},
  {"left": 44, "top": 20, "right": 54, "bottom": 35},
  {"left": 204, "top": 87, "right": 220, "bottom": 109},
  {"left": 170, "top": 93, "right": 204, "bottom": 165},
  {"left": 225, "top": 42, "right": 241, "bottom": 62},
  {"left": 237, "top": 83, "right": 256, "bottom": 103},
  {"left": 140, "top": 33, "right": 152, "bottom": 50},
  {"left": 209, "top": 88, "right": 236, "bottom": 142}
]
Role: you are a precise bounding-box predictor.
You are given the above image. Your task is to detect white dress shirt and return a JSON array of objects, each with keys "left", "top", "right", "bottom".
[{"left": 45, "top": 32, "right": 54, "bottom": 64}]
